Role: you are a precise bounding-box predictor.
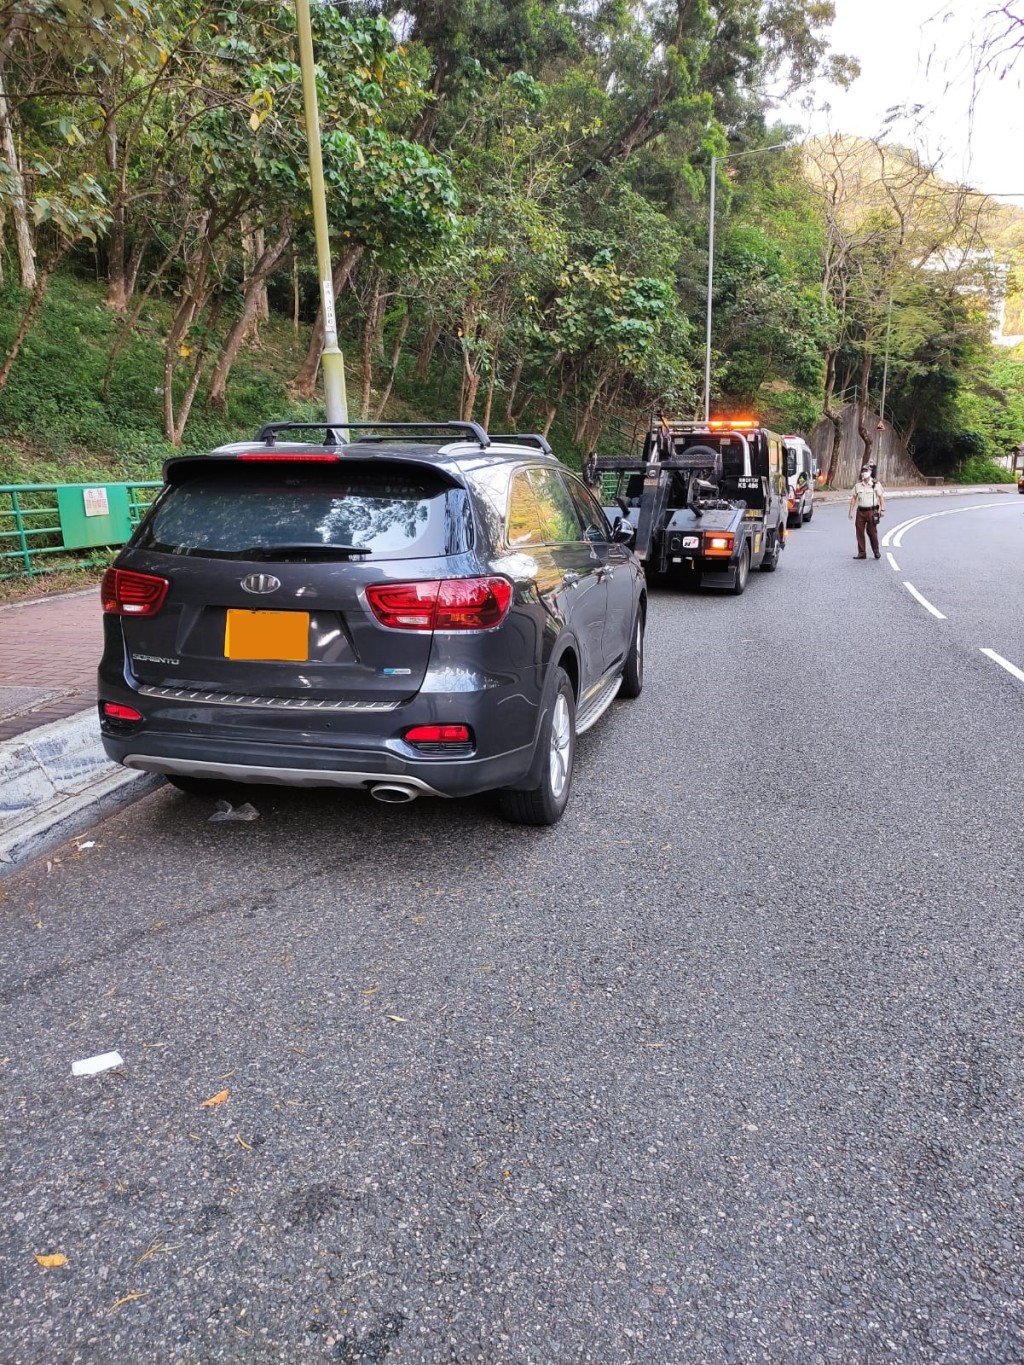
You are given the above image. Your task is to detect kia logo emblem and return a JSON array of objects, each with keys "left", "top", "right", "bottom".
[{"left": 240, "top": 573, "right": 281, "bottom": 595}]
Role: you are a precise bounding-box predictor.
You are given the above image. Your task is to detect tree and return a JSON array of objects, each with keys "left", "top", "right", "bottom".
[{"left": 804, "top": 134, "right": 992, "bottom": 479}]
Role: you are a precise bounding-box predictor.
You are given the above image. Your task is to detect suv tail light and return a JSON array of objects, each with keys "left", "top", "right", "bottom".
[
  {"left": 403, "top": 723, "right": 474, "bottom": 754},
  {"left": 366, "top": 577, "right": 513, "bottom": 631},
  {"left": 101, "top": 568, "right": 170, "bottom": 616},
  {"left": 237, "top": 453, "right": 339, "bottom": 462},
  {"left": 101, "top": 701, "right": 143, "bottom": 723}
]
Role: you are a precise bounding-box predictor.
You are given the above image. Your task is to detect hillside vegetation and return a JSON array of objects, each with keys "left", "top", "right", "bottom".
[{"left": 0, "top": 1, "right": 1022, "bottom": 495}]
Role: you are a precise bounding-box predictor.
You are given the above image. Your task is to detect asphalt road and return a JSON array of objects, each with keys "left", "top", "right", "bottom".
[{"left": 2, "top": 493, "right": 1023, "bottom": 1363}]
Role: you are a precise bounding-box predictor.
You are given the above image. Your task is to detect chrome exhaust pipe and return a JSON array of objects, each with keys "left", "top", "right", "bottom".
[{"left": 369, "top": 783, "right": 419, "bottom": 804}]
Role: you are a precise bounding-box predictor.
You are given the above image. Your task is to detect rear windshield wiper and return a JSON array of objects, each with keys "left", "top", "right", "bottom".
[{"left": 240, "top": 543, "right": 372, "bottom": 560}]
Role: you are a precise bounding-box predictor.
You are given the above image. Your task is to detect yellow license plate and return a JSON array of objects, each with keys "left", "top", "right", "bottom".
[{"left": 224, "top": 610, "right": 309, "bottom": 662}]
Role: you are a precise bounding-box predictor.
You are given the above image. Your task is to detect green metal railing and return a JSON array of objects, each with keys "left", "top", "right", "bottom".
[{"left": 0, "top": 481, "right": 161, "bottom": 580}]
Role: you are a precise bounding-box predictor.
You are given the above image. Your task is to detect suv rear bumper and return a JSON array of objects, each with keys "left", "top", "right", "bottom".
[{"left": 99, "top": 724, "right": 536, "bottom": 799}]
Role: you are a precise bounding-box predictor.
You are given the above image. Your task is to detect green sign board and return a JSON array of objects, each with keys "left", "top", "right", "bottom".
[{"left": 57, "top": 483, "right": 133, "bottom": 550}]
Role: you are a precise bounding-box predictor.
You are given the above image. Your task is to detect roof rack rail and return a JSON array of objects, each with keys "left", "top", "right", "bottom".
[
  {"left": 254, "top": 420, "right": 491, "bottom": 448},
  {"left": 487, "top": 433, "right": 553, "bottom": 454}
]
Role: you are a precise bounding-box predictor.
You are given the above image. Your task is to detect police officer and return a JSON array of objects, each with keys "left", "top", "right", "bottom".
[{"left": 848, "top": 465, "right": 885, "bottom": 558}]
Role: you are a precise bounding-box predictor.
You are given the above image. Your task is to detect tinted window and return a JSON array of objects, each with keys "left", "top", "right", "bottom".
[
  {"left": 137, "top": 465, "right": 472, "bottom": 560},
  {"left": 566, "top": 477, "right": 611, "bottom": 542},
  {"left": 506, "top": 471, "right": 546, "bottom": 547},
  {"left": 529, "top": 469, "right": 583, "bottom": 544},
  {"left": 718, "top": 438, "right": 746, "bottom": 479}
]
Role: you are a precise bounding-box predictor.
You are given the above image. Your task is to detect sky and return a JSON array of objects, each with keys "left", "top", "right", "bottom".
[{"left": 772, "top": 0, "right": 1024, "bottom": 202}]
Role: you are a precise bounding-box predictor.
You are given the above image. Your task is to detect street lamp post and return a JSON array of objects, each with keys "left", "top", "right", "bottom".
[
  {"left": 295, "top": 0, "right": 348, "bottom": 429},
  {"left": 703, "top": 141, "right": 792, "bottom": 422}
]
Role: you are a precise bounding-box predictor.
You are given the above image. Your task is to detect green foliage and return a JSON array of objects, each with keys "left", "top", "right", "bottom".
[
  {"left": 0, "top": 276, "right": 299, "bottom": 482},
  {"left": 956, "top": 455, "right": 1017, "bottom": 484},
  {"left": 8, "top": 0, "right": 1023, "bottom": 487}
]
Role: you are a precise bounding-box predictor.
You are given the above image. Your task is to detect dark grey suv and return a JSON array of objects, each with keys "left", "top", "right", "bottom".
[{"left": 98, "top": 421, "right": 646, "bottom": 824}]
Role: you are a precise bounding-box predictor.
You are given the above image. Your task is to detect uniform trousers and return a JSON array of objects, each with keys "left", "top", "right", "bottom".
[{"left": 855, "top": 506, "right": 880, "bottom": 557}]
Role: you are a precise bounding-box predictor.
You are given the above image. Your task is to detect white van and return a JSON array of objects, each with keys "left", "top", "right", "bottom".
[{"left": 782, "top": 436, "right": 816, "bottom": 527}]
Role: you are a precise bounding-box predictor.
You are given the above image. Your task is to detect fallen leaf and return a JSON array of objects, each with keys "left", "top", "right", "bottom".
[
  {"left": 385, "top": 1015, "right": 407, "bottom": 1023},
  {"left": 200, "top": 1089, "right": 230, "bottom": 1108},
  {"left": 34, "top": 1253, "right": 67, "bottom": 1268},
  {"left": 134, "top": 1239, "right": 181, "bottom": 1267},
  {"left": 360, "top": 986, "right": 380, "bottom": 996},
  {"left": 109, "top": 1290, "right": 150, "bottom": 1312}
]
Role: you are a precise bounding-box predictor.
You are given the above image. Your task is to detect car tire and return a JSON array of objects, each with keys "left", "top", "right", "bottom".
[
  {"left": 803, "top": 504, "right": 813, "bottom": 521},
  {"left": 618, "top": 609, "right": 645, "bottom": 699},
  {"left": 499, "top": 668, "right": 576, "bottom": 826},
  {"left": 760, "top": 530, "right": 781, "bottom": 572},
  {"left": 729, "top": 543, "right": 750, "bottom": 595},
  {"left": 165, "top": 774, "right": 238, "bottom": 796}
]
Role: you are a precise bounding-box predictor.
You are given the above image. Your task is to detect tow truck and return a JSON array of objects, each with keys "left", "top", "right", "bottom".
[{"left": 587, "top": 414, "right": 791, "bottom": 595}]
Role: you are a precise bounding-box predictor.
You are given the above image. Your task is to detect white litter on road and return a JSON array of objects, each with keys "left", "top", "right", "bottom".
[
  {"left": 208, "top": 800, "right": 259, "bottom": 823},
  {"left": 71, "top": 1051, "right": 124, "bottom": 1077}
]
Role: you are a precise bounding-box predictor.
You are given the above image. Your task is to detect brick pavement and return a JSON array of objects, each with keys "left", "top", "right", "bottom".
[{"left": 0, "top": 588, "right": 102, "bottom": 741}]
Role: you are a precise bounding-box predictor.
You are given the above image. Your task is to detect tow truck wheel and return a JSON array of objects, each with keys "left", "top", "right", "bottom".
[
  {"left": 729, "top": 544, "right": 750, "bottom": 595},
  {"left": 760, "top": 530, "right": 781, "bottom": 572},
  {"left": 499, "top": 668, "right": 576, "bottom": 826},
  {"left": 619, "top": 609, "right": 645, "bottom": 699}
]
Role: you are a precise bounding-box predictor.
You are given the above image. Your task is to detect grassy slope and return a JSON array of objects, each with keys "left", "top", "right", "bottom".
[
  {"left": 0, "top": 273, "right": 346, "bottom": 484},
  {"left": 0, "top": 272, "right": 598, "bottom": 487}
]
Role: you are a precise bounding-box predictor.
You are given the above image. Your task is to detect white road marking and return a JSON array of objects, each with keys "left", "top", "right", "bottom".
[
  {"left": 886, "top": 552, "right": 900, "bottom": 571},
  {"left": 903, "top": 581, "right": 946, "bottom": 619},
  {"left": 882, "top": 502, "right": 1014, "bottom": 549},
  {"left": 887, "top": 516, "right": 929, "bottom": 548},
  {"left": 980, "top": 648, "right": 1024, "bottom": 684}
]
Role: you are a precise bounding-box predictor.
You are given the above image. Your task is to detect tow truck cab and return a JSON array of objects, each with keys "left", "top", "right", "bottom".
[{"left": 592, "top": 417, "right": 789, "bottom": 595}]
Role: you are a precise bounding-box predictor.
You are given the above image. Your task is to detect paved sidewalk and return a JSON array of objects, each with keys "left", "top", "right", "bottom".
[
  {"left": 0, "top": 585, "right": 158, "bottom": 873},
  {"left": 813, "top": 480, "right": 1016, "bottom": 505},
  {"left": 0, "top": 587, "right": 102, "bottom": 740}
]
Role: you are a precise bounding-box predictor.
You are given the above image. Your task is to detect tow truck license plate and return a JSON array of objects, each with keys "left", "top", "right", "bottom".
[
  {"left": 682, "top": 536, "right": 699, "bottom": 548},
  {"left": 224, "top": 610, "right": 309, "bottom": 662}
]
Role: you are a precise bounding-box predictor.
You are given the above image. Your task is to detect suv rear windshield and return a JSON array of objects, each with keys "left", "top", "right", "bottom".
[{"left": 136, "top": 463, "right": 474, "bottom": 561}]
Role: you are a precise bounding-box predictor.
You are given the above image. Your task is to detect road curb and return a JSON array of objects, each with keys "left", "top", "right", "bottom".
[
  {"left": 0, "top": 709, "right": 162, "bottom": 875},
  {"left": 814, "top": 484, "right": 1016, "bottom": 506}
]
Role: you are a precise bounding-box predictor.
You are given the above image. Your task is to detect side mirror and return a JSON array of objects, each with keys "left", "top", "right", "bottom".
[{"left": 612, "top": 517, "right": 636, "bottom": 547}]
